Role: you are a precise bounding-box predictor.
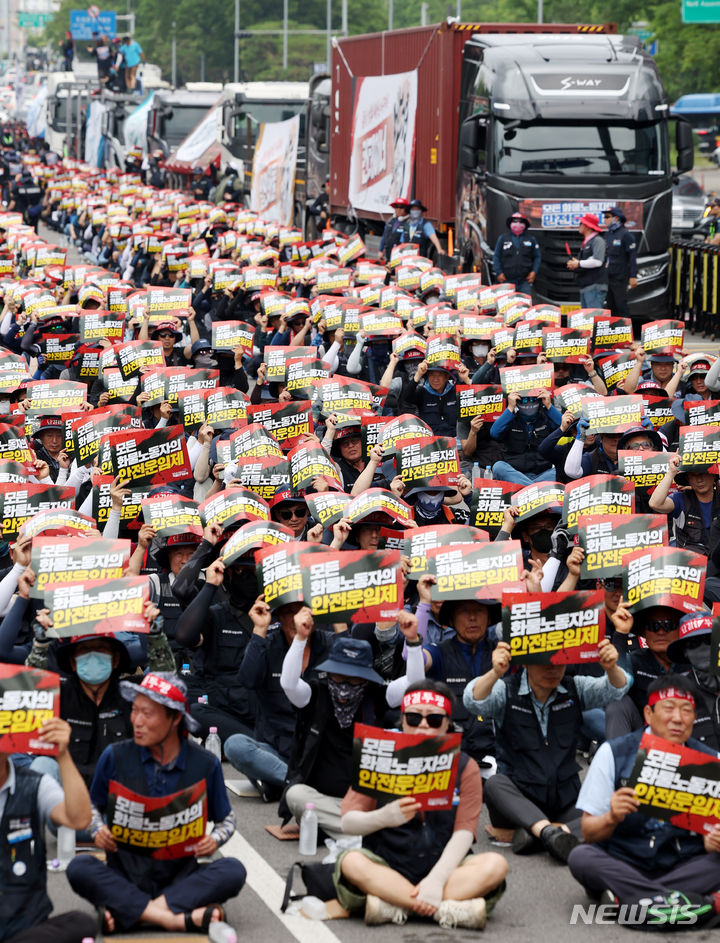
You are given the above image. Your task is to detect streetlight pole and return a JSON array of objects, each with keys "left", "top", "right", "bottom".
[
  {"left": 234, "top": 0, "right": 240, "bottom": 83},
  {"left": 283, "top": 0, "right": 288, "bottom": 71},
  {"left": 171, "top": 21, "right": 177, "bottom": 87},
  {"left": 537, "top": 0, "right": 543, "bottom": 25},
  {"left": 326, "top": 0, "right": 331, "bottom": 70}
]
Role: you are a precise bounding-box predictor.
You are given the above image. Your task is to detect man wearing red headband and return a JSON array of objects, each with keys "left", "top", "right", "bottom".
[
  {"left": 335, "top": 680, "right": 508, "bottom": 930},
  {"left": 568, "top": 674, "right": 720, "bottom": 929},
  {"left": 66, "top": 672, "right": 246, "bottom": 935}
]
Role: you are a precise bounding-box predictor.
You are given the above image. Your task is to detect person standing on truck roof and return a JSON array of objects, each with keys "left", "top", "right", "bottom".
[
  {"left": 87, "top": 34, "right": 112, "bottom": 85},
  {"left": 59, "top": 31, "right": 74, "bottom": 71},
  {"left": 120, "top": 35, "right": 144, "bottom": 92},
  {"left": 603, "top": 207, "right": 637, "bottom": 318},
  {"left": 379, "top": 197, "right": 410, "bottom": 262},
  {"left": 567, "top": 213, "right": 608, "bottom": 310},
  {"left": 492, "top": 212, "right": 541, "bottom": 294},
  {"left": 397, "top": 199, "right": 443, "bottom": 259}
]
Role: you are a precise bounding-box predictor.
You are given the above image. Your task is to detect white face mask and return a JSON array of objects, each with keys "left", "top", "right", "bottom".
[
  {"left": 410, "top": 209, "right": 422, "bottom": 221},
  {"left": 472, "top": 343, "right": 489, "bottom": 357}
]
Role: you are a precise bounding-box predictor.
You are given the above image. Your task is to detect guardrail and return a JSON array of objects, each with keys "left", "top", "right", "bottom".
[{"left": 670, "top": 239, "right": 720, "bottom": 336}]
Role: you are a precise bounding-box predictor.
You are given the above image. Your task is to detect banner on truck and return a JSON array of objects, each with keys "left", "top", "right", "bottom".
[
  {"left": 347, "top": 70, "right": 418, "bottom": 214},
  {"left": 250, "top": 116, "right": 300, "bottom": 226}
]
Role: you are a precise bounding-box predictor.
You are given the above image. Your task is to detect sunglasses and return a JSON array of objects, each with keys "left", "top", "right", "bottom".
[
  {"left": 600, "top": 579, "right": 622, "bottom": 591},
  {"left": 277, "top": 506, "right": 308, "bottom": 521},
  {"left": 403, "top": 712, "right": 448, "bottom": 728},
  {"left": 158, "top": 332, "right": 176, "bottom": 339},
  {"left": 644, "top": 621, "right": 677, "bottom": 634}
]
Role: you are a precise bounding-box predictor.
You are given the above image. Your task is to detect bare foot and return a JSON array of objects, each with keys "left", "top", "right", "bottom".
[{"left": 104, "top": 909, "right": 115, "bottom": 934}]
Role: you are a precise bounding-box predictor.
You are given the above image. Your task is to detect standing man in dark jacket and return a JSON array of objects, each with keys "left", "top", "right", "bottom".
[
  {"left": 567, "top": 213, "right": 608, "bottom": 309},
  {"left": 379, "top": 197, "right": 410, "bottom": 261},
  {"left": 568, "top": 674, "right": 720, "bottom": 930},
  {"left": 603, "top": 207, "right": 637, "bottom": 317},
  {"left": 492, "top": 213, "right": 541, "bottom": 294}
]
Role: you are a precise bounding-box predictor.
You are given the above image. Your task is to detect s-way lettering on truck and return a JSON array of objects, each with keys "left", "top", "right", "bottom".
[{"left": 329, "top": 21, "right": 694, "bottom": 320}]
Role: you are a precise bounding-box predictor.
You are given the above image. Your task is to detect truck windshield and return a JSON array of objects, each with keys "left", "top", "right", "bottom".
[{"left": 493, "top": 120, "right": 668, "bottom": 176}]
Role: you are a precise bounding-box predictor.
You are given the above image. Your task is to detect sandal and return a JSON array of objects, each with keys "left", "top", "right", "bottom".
[{"left": 184, "top": 903, "right": 226, "bottom": 932}]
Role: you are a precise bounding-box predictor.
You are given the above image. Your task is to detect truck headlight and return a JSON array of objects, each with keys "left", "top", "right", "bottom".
[{"left": 636, "top": 263, "right": 665, "bottom": 282}]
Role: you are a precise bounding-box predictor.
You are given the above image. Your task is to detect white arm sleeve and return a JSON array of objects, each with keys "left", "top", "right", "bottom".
[
  {"left": 280, "top": 637, "right": 312, "bottom": 708},
  {"left": 385, "top": 643, "right": 426, "bottom": 708},
  {"left": 0, "top": 563, "right": 25, "bottom": 617},
  {"left": 540, "top": 556, "right": 561, "bottom": 593},
  {"left": 345, "top": 341, "right": 364, "bottom": 375},
  {"left": 563, "top": 438, "right": 585, "bottom": 479},
  {"left": 102, "top": 508, "right": 121, "bottom": 539}
]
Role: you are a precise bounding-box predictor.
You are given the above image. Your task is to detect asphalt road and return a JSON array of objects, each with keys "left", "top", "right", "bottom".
[{"left": 43, "top": 759, "right": 707, "bottom": 943}]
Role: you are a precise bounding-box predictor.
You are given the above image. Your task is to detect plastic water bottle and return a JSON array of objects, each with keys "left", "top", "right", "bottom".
[
  {"left": 471, "top": 462, "right": 481, "bottom": 487},
  {"left": 484, "top": 464, "right": 493, "bottom": 480},
  {"left": 299, "top": 802, "right": 318, "bottom": 856},
  {"left": 57, "top": 825, "right": 75, "bottom": 869},
  {"left": 208, "top": 922, "right": 238, "bottom": 943},
  {"left": 181, "top": 663, "right": 191, "bottom": 677},
  {"left": 205, "top": 726, "right": 222, "bottom": 761}
]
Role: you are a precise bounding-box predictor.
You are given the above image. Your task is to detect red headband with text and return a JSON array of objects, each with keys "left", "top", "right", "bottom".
[
  {"left": 402, "top": 690, "right": 452, "bottom": 715},
  {"left": 648, "top": 687, "right": 696, "bottom": 710}
]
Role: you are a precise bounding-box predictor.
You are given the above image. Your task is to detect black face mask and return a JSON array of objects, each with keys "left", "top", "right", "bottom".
[
  {"left": 529, "top": 529, "right": 553, "bottom": 554},
  {"left": 226, "top": 567, "right": 259, "bottom": 610},
  {"left": 194, "top": 354, "right": 219, "bottom": 369}
]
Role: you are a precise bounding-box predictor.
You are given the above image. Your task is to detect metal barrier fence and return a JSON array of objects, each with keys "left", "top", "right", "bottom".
[{"left": 670, "top": 239, "right": 720, "bottom": 336}]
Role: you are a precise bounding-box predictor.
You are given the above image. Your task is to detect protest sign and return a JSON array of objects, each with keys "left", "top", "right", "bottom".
[
  {"left": 562, "top": 474, "right": 635, "bottom": 533},
  {"left": 141, "top": 495, "right": 203, "bottom": 538},
  {"left": 542, "top": 328, "right": 591, "bottom": 363},
  {"left": 499, "top": 363, "right": 554, "bottom": 397},
  {"left": 617, "top": 450, "right": 670, "bottom": 490},
  {"left": 300, "top": 549, "right": 403, "bottom": 622},
  {"left": 345, "top": 488, "right": 413, "bottom": 528},
  {"left": 684, "top": 401, "right": 720, "bottom": 428},
  {"left": 116, "top": 340, "right": 164, "bottom": 380},
  {"left": 78, "top": 310, "right": 125, "bottom": 343},
  {"left": 304, "top": 492, "right": 351, "bottom": 528},
  {"left": 0, "top": 483, "right": 74, "bottom": 539},
  {"left": 624, "top": 547, "right": 706, "bottom": 614},
  {"left": 288, "top": 442, "right": 343, "bottom": 492},
  {"left": 469, "top": 480, "right": 522, "bottom": 535},
  {"left": 678, "top": 425, "right": 720, "bottom": 472},
  {"left": 627, "top": 732, "right": 720, "bottom": 834},
  {"left": 456, "top": 384, "right": 505, "bottom": 423},
  {"left": 592, "top": 315, "right": 633, "bottom": 350},
  {"left": 25, "top": 380, "right": 86, "bottom": 414},
  {"left": 45, "top": 576, "right": 151, "bottom": 637},
  {"left": 204, "top": 387, "right": 248, "bottom": 430},
  {"left": 220, "top": 520, "right": 294, "bottom": 565},
  {"left": 501, "top": 590, "right": 605, "bottom": 664},
  {"left": 511, "top": 481, "right": 564, "bottom": 525},
  {"left": 30, "top": 536, "right": 131, "bottom": 599},
  {"left": 352, "top": 723, "right": 462, "bottom": 810},
  {"left": 641, "top": 319, "right": 684, "bottom": 354},
  {"left": 0, "top": 665, "right": 60, "bottom": 755},
  {"left": 107, "top": 779, "right": 207, "bottom": 859},
  {"left": 246, "top": 400, "right": 312, "bottom": 450},
  {"left": 427, "top": 541, "right": 524, "bottom": 602},
  {"left": 103, "top": 426, "right": 190, "bottom": 487},
  {"left": 199, "top": 487, "right": 270, "bottom": 531},
  {"left": 580, "top": 395, "right": 645, "bottom": 434},
  {"left": 404, "top": 524, "right": 488, "bottom": 578},
  {"left": 395, "top": 436, "right": 460, "bottom": 491},
  {"left": 578, "top": 514, "right": 668, "bottom": 578},
  {"left": 255, "top": 541, "right": 330, "bottom": 609},
  {"left": 234, "top": 455, "right": 290, "bottom": 499}
]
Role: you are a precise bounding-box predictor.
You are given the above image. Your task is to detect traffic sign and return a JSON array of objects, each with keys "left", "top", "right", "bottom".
[
  {"left": 629, "top": 26, "right": 654, "bottom": 41},
  {"left": 682, "top": 0, "right": 720, "bottom": 22},
  {"left": 18, "top": 12, "right": 53, "bottom": 28},
  {"left": 69, "top": 8, "right": 117, "bottom": 39}
]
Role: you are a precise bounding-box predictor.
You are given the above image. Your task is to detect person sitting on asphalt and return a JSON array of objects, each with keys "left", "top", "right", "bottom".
[
  {"left": 568, "top": 674, "right": 720, "bottom": 931},
  {"left": 335, "top": 679, "right": 508, "bottom": 930},
  {"left": 463, "top": 636, "right": 631, "bottom": 863}
]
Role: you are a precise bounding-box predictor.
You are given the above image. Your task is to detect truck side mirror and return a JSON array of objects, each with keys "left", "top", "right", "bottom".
[
  {"left": 460, "top": 116, "right": 486, "bottom": 171},
  {"left": 675, "top": 119, "right": 694, "bottom": 174}
]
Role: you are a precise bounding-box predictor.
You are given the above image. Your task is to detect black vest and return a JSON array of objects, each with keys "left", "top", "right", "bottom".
[
  {"left": 495, "top": 673, "right": 583, "bottom": 813},
  {"left": 61, "top": 675, "right": 131, "bottom": 785},
  {"left": 497, "top": 234, "right": 537, "bottom": 282},
  {"left": 675, "top": 490, "right": 720, "bottom": 557},
  {"left": 576, "top": 234, "right": 608, "bottom": 288},
  {"left": 601, "top": 729, "right": 712, "bottom": 871},
  {"left": 104, "top": 739, "right": 215, "bottom": 897},
  {"left": 438, "top": 636, "right": 496, "bottom": 759},
  {"left": 0, "top": 767, "right": 51, "bottom": 941},
  {"left": 498, "top": 411, "right": 554, "bottom": 474},
  {"left": 689, "top": 680, "right": 720, "bottom": 751},
  {"left": 364, "top": 754, "right": 470, "bottom": 884},
  {"left": 399, "top": 217, "right": 431, "bottom": 257}
]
